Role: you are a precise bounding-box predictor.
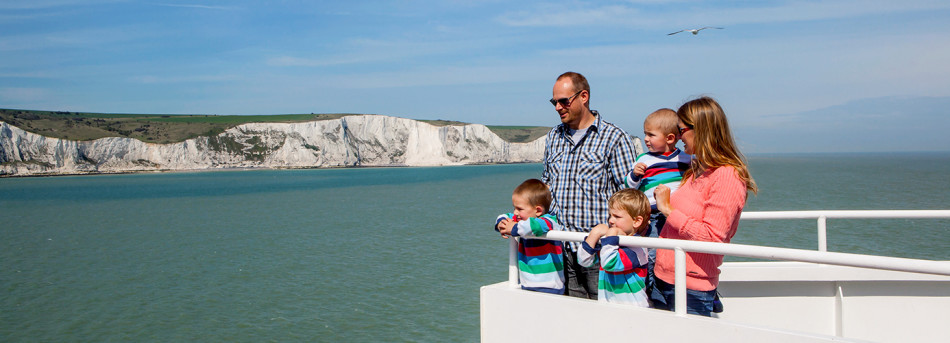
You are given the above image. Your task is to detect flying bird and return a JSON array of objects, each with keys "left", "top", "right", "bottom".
[{"left": 668, "top": 27, "right": 723, "bottom": 36}]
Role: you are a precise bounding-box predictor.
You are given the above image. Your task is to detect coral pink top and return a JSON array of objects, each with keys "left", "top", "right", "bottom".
[{"left": 654, "top": 166, "right": 747, "bottom": 291}]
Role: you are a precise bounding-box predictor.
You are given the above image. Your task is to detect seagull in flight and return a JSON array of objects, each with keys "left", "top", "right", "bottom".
[{"left": 668, "top": 27, "right": 723, "bottom": 36}]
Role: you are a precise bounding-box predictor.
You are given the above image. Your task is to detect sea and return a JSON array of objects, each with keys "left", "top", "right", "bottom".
[{"left": 2, "top": 152, "right": 949, "bottom": 342}]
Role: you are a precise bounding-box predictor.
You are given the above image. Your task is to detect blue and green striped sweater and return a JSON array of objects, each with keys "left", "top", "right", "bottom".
[
  {"left": 494, "top": 213, "right": 565, "bottom": 294},
  {"left": 578, "top": 235, "right": 650, "bottom": 307},
  {"left": 624, "top": 149, "right": 691, "bottom": 212}
]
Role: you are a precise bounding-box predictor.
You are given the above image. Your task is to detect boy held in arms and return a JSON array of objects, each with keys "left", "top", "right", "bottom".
[
  {"left": 578, "top": 189, "right": 652, "bottom": 307},
  {"left": 495, "top": 179, "right": 565, "bottom": 294},
  {"left": 624, "top": 108, "right": 691, "bottom": 292}
]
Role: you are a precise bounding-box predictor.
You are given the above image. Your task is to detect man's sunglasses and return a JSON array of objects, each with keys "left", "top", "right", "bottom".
[{"left": 549, "top": 90, "right": 583, "bottom": 107}]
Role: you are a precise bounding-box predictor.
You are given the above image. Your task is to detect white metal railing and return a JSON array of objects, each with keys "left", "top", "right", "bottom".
[
  {"left": 739, "top": 210, "right": 950, "bottom": 252},
  {"left": 506, "top": 210, "right": 950, "bottom": 316}
]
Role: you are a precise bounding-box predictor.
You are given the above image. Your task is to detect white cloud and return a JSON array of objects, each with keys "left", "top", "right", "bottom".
[
  {"left": 0, "top": 26, "right": 155, "bottom": 52},
  {"left": 130, "top": 74, "right": 241, "bottom": 84},
  {"left": 0, "top": 87, "right": 50, "bottom": 102},
  {"left": 0, "top": 0, "right": 120, "bottom": 10},
  {"left": 264, "top": 36, "right": 496, "bottom": 68},
  {"left": 497, "top": 4, "right": 643, "bottom": 27},
  {"left": 0, "top": 71, "right": 55, "bottom": 78},
  {"left": 152, "top": 3, "right": 241, "bottom": 11},
  {"left": 496, "top": 0, "right": 950, "bottom": 29}
]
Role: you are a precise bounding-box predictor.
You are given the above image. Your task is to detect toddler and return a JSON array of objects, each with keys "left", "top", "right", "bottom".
[
  {"left": 577, "top": 188, "right": 651, "bottom": 307},
  {"left": 624, "top": 108, "right": 691, "bottom": 293},
  {"left": 495, "top": 179, "right": 565, "bottom": 294}
]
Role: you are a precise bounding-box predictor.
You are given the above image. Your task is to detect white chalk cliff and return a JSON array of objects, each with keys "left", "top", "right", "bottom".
[{"left": 0, "top": 115, "right": 560, "bottom": 176}]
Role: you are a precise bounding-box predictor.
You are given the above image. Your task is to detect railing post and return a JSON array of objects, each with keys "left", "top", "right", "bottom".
[
  {"left": 817, "top": 215, "right": 827, "bottom": 252},
  {"left": 508, "top": 238, "right": 519, "bottom": 288},
  {"left": 674, "top": 247, "right": 687, "bottom": 316}
]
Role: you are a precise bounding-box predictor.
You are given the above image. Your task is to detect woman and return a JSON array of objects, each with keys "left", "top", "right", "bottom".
[{"left": 651, "top": 96, "right": 758, "bottom": 316}]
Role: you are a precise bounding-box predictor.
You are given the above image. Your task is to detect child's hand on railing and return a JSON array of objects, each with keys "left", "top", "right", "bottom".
[
  {"left": 585, "top": 224, "right": 610, "bottom": 247},
  {"left": 497, "top": 218, "right": 514, "bottom": 238},
  {"left": 606, "top": 226, "right": 623, "bottom": 237}
]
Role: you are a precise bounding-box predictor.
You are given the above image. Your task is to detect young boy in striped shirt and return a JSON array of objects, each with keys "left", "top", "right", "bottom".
[
  {"left": 624, "top": 108, "right": 691, "bottom": 294},
  {"left": 495, "top": 179, "right": 565, "bottom": 294},
  {"left": 577, "top": 189, "right": 651, "bottom": 307}
]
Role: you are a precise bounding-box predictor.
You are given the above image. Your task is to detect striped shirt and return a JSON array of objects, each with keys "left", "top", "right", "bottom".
[
  {"left": 578, "top": 235, "right": 650, "bottom": 307},
  {"left": 540, "top": 111, "right": 638, "bottom": 251},
  {"left": 624, "top": 149, "right": 691, "bottom": 212},
  {"left": 495, "top": 213, "right": 565, "bottom": 294}
]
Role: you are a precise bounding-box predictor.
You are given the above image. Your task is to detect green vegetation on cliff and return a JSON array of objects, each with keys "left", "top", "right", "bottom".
[{"left": 0, "top": 109, "right": 549, "bottom": 144}]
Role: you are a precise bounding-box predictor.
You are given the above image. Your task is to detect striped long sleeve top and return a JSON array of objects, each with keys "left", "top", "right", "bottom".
[
  {"left": 624, "top": 149, "right": 691, "bottom": 212},
  {"left": 495, "top": 213, "right": 565, "bottom": 294},
  {"left": 577, "top": 235, "right": 650, "bottom": 307}
]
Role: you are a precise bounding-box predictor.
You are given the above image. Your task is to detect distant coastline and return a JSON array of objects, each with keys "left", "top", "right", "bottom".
[
  {"left": 1, "top": 113, "right": 562, "bottom": 177},
  {"left": 0, "top": 108, "right": 550, "bottom": 144}
]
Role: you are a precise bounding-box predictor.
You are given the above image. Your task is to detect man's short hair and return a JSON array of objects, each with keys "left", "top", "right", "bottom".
[{"left": 557, "top": 71, "right": 590, "bottom": 93}]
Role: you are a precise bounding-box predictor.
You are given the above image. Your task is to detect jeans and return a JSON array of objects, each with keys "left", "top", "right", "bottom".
[
  {"left": 649, "top": 277, "right": 717, "bottom": 317},
  {"left": 562, "top": 248, "right": 599, "bottom": 299},
  {"left": 645, "top": 212, "right": 667, "bottom": 300}
]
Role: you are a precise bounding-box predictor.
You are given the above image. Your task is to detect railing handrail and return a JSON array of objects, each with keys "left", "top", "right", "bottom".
[
  {"left": 738, "top": 210, "right": 950, "bottom": 252},
  {"left": 533, "top": 231, "right": 950, "bottom": 276},
  {"left": 739, "top": 209, "right": 950, "bottom": 219},
  {"left": 505, "top": 209, "right": 950, "bottom": 316}
]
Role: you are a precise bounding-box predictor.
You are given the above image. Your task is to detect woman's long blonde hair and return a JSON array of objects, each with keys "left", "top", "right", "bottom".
[{"left": 677, "top": 97, "right": 758, "bottom": 195}]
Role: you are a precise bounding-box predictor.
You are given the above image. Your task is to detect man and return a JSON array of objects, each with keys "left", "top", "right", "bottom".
[{"left": 541, "top": 72, "right": 637, "bottom": 299}]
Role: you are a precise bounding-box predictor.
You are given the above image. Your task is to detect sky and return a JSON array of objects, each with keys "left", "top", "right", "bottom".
[{"left": 2, "top": 0, "right": 950, "bottom": 153}]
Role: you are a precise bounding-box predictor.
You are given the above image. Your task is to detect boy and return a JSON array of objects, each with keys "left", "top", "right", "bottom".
[
  {"left": 577, "top": 189, "right": 651, "bottom": 307},
  {"left": 624, "top": 108, "right": 691, "bottom": 294},
  {"left": 495, "top": 179, "right": 565, "bottom": 294}
]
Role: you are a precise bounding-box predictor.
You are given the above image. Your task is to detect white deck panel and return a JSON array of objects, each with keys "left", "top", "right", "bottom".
[
  {"left": 481, "top": 281, "right": 860, "bottom": 343},
  {"left": 709, "top": 262, "right": 949, "bottom": 342},
  {"left": 481, "top": 262, "right": 950, "bottom": 343}
]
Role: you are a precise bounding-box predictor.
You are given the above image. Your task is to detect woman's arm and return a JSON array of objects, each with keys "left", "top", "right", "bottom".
[{"left": 668, "top": 168, "right": 747, "bottom": 243}]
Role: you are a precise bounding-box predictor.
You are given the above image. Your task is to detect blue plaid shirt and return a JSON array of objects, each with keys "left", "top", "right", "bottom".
[{"left": 541, "top": 111, "right": 637, "bottom": 251}]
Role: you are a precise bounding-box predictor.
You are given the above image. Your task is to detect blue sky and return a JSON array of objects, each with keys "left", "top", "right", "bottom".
[{"left": 2, "top": 1, "right": 949, "bottom": 153}]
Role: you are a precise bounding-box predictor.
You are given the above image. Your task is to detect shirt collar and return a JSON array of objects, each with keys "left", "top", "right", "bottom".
[{"left": 558, "top": 110, "right": 602, "bottom": 135}]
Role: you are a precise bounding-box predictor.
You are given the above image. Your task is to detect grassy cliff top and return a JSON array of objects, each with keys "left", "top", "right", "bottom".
[{"left": 0, "top": 109, "right": 549, "bottom": 144}]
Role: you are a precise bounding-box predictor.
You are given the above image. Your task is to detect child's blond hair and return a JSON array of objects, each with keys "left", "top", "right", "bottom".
[
  {"left": 514, "top": 179, "right": 552, "bottom": 214},
  {"left": 644, "top": 108, "right": 679, "bottom": 137},
  {"left": 608, "top": 189, "right": 651, "bottom": 236}
]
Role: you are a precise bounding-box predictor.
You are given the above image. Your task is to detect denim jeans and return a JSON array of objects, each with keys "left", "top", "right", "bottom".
[
  {"left": 649, "top": 277, "right": 717, "bottom": 317},
  {"left": 645, "top": 212, "right": 667, "bottom": 300},
  {"left": 562, "top": 248, "right": 599, "bottom": 299}
]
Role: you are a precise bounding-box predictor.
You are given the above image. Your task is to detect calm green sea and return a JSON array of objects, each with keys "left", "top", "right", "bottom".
[{"left": 2, "top": 153, "right": 949, "bottom": 342}]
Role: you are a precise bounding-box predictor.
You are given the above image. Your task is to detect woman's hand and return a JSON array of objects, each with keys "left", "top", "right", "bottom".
[{"left": 655, "top": 184, "right": 673, "bottom": 216}]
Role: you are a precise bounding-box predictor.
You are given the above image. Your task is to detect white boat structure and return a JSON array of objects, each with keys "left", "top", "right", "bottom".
[{"left": 481, "top": 210, "right": 950, "bottom": 342}]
